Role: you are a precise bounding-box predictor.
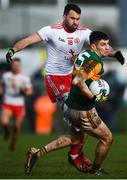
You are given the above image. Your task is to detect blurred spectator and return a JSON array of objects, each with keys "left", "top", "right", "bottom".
[
  {"left": 25, "top": 67, "right": 44, "bottom": 132},
  {"left": 0, "top": 58, "right": 33, "bottom": 150},
  {"left": 0, "top": 62, "right": 11, "bottom": 109},
  {"left": 34, "top": 89, "right": 57, "bottom": 135}
]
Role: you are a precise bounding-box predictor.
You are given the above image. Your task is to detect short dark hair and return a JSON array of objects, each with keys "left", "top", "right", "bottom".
[
  {"left": 63, "top": 4, "right": 81, "bottom": 15},
  {"left": 90, "top": 31, "right": 109, "bottom": 44}
]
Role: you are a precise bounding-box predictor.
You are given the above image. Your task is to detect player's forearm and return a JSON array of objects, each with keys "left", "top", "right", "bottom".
[
  {"left": 13, "top": 38, "right": 30, "bottom": 52},
  {"left": 107, "top": 46, "right": 124, "bottom": 65},
  {"left": 79, "top": 81, "right": 94, "bottom": 99},
  {"left": 73, "top": 70, "right": 94, "bottom": 99},
  {"left": 108, "top": 46, "right": 117, "bottom": 57},
  {"left": 73, "top": 75, "right": 94, "bottom": 99},
  {"left": 13, "top": 33, "right": 42, "bottom": 53},
  {"left": 6, "top": 33, "right": 42, "bottom": 64}
]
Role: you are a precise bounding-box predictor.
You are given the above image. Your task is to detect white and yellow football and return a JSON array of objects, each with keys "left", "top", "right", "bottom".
[{"left": 89, "top": 79, "right": 110, "bottom": 96}]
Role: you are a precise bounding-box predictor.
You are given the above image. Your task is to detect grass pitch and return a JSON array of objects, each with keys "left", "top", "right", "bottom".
[{"left": 0, "top": 132, "right": 127, "bottom": 179}]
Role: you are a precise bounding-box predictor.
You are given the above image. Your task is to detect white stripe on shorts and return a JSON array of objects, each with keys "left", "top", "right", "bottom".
[{"left": 47, "top": 75, "right": 60, "bottom": 96}]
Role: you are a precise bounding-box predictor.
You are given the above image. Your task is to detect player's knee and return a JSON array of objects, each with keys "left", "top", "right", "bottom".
[
  {"left": 71, "top": 130, "right": 84, "bottom": 144},
  {"left": 57, "top": 135, "right": 72, "bottom": 146},
  {"left": 71, "top": 139, "right": 81, "bottom": 145},
  {"left": 0, "top": 118, "right": 9, "bottom": 125},
  {"left": 108, "top": 132, "right": 113, "bottom": 145},
  {"left": 104, "top": 132, "right": 113, "bottom": 146},
  {"left": 14, "top": 122, "right": 21, "bottom": 130}
]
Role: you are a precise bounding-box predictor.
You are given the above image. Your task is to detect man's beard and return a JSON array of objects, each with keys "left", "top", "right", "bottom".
[{"left": 64, "top": 22, "right": 78, "bottom": 32}]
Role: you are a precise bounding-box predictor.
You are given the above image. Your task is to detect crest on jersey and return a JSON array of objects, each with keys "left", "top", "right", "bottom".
[
  {"left": 74, "top": 38, "right": 80, "bottom": 44},
  {"left": 59, "top": 84, "right": 65, "bottom": 90}
]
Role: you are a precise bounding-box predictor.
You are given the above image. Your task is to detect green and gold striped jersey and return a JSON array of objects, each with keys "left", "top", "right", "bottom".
[{"left": 65, "top": 50, "right": 104, "bottom": 110}]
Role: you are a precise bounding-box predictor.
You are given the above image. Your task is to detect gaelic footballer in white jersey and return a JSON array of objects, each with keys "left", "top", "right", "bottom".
[
  {"left": 2, "top": 72, "right": 32, "bottom": 106},
  {"left": 37, "top": 24, "right": 91, "bottom": 76},
  {"left": 37, "top": 24, "right": 91, "bottom": 103}
]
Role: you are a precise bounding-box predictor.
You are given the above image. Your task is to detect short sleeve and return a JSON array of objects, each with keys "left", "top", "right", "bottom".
[
  {"left": 84, "top": 28, "right": 92, "bottom": 44},
  {"left": 37, "top": 26, "right": 51, "bottom": 41}
]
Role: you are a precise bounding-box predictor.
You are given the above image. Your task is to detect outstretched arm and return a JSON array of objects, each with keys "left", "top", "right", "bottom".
[
  {"left": 108, "top": 46, "right": 125, "bottom": 65},
  {"left": 6, "top": 33, "right": 42, "bottom": 64},
  {"left": 13, "top": 33, "right": 42, "bottom": 52}
]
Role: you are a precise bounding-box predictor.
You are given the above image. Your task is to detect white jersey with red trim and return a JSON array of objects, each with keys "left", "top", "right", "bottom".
[
  {"left": 2, "top": 72, "right": 32, "bottom": 106},
  {"left": 37, "top": 24, "right": 91, "bottom": 75}
]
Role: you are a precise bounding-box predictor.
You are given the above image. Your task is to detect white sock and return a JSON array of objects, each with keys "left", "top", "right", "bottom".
[{"left": 70, "top": 154, "right": 79, "bottom": 160}]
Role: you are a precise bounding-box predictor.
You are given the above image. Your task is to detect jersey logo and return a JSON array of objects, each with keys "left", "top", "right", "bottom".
[{"left": 58, "top": 37, "right": 65, "bottom": 42}]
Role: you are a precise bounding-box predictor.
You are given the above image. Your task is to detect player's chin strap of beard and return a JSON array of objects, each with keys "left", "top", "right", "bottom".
[{"left": 56, "top": 92, "right": 69, "bottom": 110}]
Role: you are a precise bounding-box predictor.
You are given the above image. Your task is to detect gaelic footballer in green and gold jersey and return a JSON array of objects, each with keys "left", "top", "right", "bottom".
[{"left": 66, "top": 31, "right": 110, "bottom": 110}]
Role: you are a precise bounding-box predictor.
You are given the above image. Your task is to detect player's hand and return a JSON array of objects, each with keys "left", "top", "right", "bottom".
[
  {"left": 6, "top": 48, "right": 15, "bottom": 64},
  {"left": 95, "top": 93, "right": 108, "bottom": 102},
  {"left": 95, "top": 89, "right": 108, "bottom": 102},
  {"left": 90, "top": 89, "right": 108, "bottom": 104},
  {"left": 114, "top": 51, "right": 125, "bottom": 65}
]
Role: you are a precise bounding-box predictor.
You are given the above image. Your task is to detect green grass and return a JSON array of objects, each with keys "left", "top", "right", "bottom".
[{"left": 0, "top": 133, "right": 127, "bottom": 179}]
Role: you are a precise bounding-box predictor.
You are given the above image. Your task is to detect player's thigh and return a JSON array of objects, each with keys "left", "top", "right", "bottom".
[
  {"left": 66, "top": 107, "right": 112, "bottom": 143},
  {"left": 0, "top": 107, "right": 12, "bottom": 124},
  {"left": 87, "top": 120, "right": 112, "bottom": 143},
  {"left": 81, "top": 108, "right": 112, "bottom": 141},
  {"left": 13, "top": 105, "right": 25, "bottom": 127},
  {"left": 67, "top": 107, "right": 101, "bottom": 131}
]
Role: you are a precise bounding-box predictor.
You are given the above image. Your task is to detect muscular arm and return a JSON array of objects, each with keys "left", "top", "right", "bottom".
[
  {"left": 72, "top": 69, "right": 94, "bottom": 99},
  {"left": 108, "top": 46, "right": 124, "bottom": 65},
  {"left": 13, "top": 33, "right": 42, "bottom": 53},
  {"left": 72, "top": 61, "right": 102, "bottom": 99}
]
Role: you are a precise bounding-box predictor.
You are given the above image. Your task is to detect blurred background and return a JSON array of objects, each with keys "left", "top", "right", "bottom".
[{"left": 0, "top": 0, "right": 127, "bottom": 134}]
